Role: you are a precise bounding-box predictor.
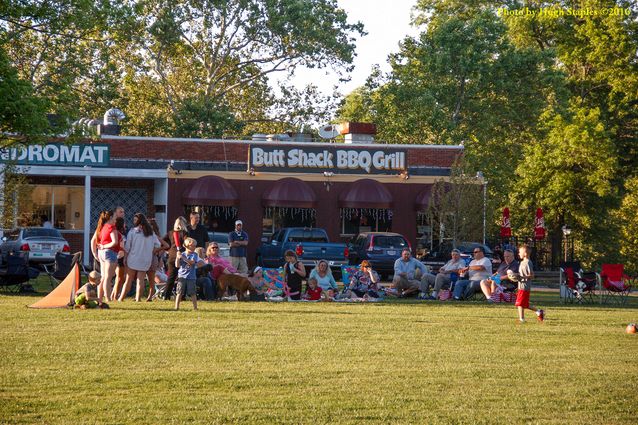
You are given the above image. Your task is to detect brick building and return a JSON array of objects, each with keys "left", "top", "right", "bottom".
[{"left": 11, "top": 129, "right": 462, "bottom": 267}]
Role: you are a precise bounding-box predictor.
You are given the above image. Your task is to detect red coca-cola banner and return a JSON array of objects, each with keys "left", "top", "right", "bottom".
[
  {"left": 500, "top": 207, "right": 512, "bottom": 238},
  {"left": 534, "top": 208, "right": 546, "bottom": 240}
]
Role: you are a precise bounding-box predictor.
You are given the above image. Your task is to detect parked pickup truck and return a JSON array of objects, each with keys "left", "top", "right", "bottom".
[{"left": 256, "top": 228, "right": 348, "bottom": 273}]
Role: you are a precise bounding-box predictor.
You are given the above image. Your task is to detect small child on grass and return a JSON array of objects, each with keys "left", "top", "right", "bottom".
[
  {"left": 175, "top": 237, "right": 205, "bottom": 311},
  {"left": 513, "top": 245, "right": 544, "bottom": 323},
  {"left": 75, "top": 270, "right": 102, "bottom": 309},
  {"left": 302, "top": 277, "right": 322, "bottom": 301}
]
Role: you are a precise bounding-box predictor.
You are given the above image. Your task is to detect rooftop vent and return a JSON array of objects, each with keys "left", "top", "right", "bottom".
[{"left": 98, "top": 108, "right": 126, "bottom": 136}]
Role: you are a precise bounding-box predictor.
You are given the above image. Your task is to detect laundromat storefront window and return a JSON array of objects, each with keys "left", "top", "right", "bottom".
[{"left": 18, "top": 185, "right": 85, "bottom": 230}]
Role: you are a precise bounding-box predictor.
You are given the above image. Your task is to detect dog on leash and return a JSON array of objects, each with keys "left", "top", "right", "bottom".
[{"left": 217, "top": 273, "right": 254, "bottom": 301}]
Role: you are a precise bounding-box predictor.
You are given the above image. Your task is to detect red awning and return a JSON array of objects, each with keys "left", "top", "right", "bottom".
[
  {"left": 182, "top": 175, "right": 239, "bottom": 206},
  {"left": 414, "top": 186, "right": 432, "bottom": 211},
  {"left": 262, "top": 178, "right": 317, "bottom": 208},
  {"left": 339, "top": 179, "right": 393, "bottom": 209}
]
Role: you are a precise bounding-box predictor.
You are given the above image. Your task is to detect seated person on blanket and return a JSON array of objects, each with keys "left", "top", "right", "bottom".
[
  {"left": 480, "top": 248, "right": 518, "bottom": 300},
  {"left": 194, "top": 247, "right": 215, "bottom": 301},
  {"left": 419, "top": 249, "right": 466, "bottom": 300},
  {"left": 75, "top": 271, "right": 101, "bottom": 309},
  {"left": 453, "top": 246, "right": 492, "bottom": 300},
  {"left": 308, "top": 260, "right": 338, "bottom": 298},
  {"left": 248, "top": 267, "right": 268, "bottom": 301},
  {"left": 345, "top": 260, "right": 381, "bottom": 299},
  {"left": 302, "top": 277, "right": 323, "bottom": 301},
  {"left": 392, "top": 249, "right": 429, "bottom": 297}
]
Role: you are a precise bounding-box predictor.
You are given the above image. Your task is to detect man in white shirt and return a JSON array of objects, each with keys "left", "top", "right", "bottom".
[{"left": 452, "top": 246, "right": 492, "bottom": 300}]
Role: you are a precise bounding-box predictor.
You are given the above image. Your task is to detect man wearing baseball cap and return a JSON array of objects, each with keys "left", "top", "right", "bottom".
[{"left": 228, "top": 219, "right": 249, "bottom": 273}]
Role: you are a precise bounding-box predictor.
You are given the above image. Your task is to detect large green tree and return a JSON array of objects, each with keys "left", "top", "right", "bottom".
[
  {"left": 118, "top": 0, "right": 364, "bottom": 137},
  {"left": 339, "top": 0, "right": 638, "bottom": 268},
  {"left": 1, "top": 0, "right": 138, "bottom": 123},
  {"left": 502, "top": 0, "right": 638, "bottom": 267},
  {"left": 2, "top": 0, "right": 364, "bottom": 138},
  {"left": 337, "top": 7, "right": 563, "bottom": 241}
]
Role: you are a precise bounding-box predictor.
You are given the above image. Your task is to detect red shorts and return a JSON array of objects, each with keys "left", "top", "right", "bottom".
[{"left": 515, "top": 289, "right": 530, "bottom": 309}]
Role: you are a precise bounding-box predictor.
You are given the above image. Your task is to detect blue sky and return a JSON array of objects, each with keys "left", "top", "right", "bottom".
[{"left": 272, "top": 0, "right": 420, "bottom": 97}]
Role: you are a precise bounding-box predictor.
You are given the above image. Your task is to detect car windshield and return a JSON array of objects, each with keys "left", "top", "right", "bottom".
[
  {"left": 24, "top": 228, "right": 62, "bottom": 238},
  {"left": 458, "top": 244, "right": 493, "bottom": 255},
  {"left": 373, "top": 236, "right": 407, "bottom": 248},
  {"left": 211, "top": 234, "right": 228, "bottom": 244},
  {"left": 287, "top": 229, "right": 327, "bottom": 243}
]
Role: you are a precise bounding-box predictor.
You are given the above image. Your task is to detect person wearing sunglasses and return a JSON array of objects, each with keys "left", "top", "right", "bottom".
[{"left": 452, "top": 246, "right": 492, "bottom": 300}]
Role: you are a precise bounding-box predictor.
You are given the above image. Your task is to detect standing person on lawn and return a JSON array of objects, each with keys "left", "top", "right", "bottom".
[
  {"left": 284, "top": 250, "right": 306, "bottom": 300},
  {"left": 228, "top": 220, "right": 249, "bottom": 274},
  {"left": 147, "top": 218, "right": 169, "bottom": 301},
  {"left": 113, "top": 206, "right": 127, "bottom": 299},
  {"left": 514, "top": 245, "right": 545, "bottom": 323},
  {"left": 110, "top": 217, "right": 127, "bottom": 300},
  {"left": 119, "top": 213, "right": 160, "bottom": 302},
  {"left": 174, "top": 238, "right": 205, "bottom": 311},
  {"left": 161, "top": 216, "right": 189, "bottom": 300},
  {"left": 187, "top": 211, "right": 209, "bottom": 250},
  {"left": 91, "top": 210, "right": 117, "bottom": 306}
]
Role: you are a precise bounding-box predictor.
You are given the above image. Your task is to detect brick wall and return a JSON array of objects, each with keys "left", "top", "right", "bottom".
[{"left": 100, "top": 138, "right": 461, "bottom": 168}]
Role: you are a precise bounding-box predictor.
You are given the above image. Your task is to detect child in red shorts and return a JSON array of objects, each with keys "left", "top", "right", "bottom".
[{"left": 512, "top": 245, "right": 545, "bottom": 323}]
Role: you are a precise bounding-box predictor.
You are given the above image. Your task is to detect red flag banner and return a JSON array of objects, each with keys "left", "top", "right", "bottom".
[
  {"left": 534, "top": 208, "right": 546, "bottom": 240},
  {"left": 500, "top": 207, "right": 512, "bottom": 238}
]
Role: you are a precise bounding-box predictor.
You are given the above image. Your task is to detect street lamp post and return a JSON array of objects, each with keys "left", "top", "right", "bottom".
[
  {"left": 477, "top": 171, "right": 488, "bottom": 245},
  {"left": 562, "top": 225, "right": 572, "bottom": 262}
]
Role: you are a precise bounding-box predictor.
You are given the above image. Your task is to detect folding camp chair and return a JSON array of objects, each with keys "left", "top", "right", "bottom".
[
  {"left": 262, "top": 267, "right": 285, "bottom": 299},
  {"left": 573, "top": 270, "right": 599, "bottom": 303},
  {"left": 600, "top": 264, "right": 633, "bottom": 305},
  {"left": 339, "top": 265, "right": 359, "bottom": 296},
  {"left": 0, "top": 251, "right": 39, "bottom": 292},
  {"left": 42, "top": 251, "right": 84, "bottom": 288}
]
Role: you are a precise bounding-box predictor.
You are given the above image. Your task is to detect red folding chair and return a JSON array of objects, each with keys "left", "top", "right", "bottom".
[{"left": 600, "top": 264, "right": 633, "bottom": 305}]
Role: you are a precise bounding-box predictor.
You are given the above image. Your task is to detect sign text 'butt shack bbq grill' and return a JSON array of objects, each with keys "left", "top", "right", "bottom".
[{"left": 249, "top": 145, "right": 406, "bottom": 174}]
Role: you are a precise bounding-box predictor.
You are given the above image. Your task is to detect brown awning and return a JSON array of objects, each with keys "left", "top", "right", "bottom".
[
  {"left": 182, "top": 175, "right": 239, "bottom": 206},
  {"left": 339, "top": 179, "right": 393, "bottom": 209},
  {"left": 415, "top": 186, "right": 432, "bottom": 211},
  {"left": 262, "top": 177, "right": 317, "bottom": 208}
]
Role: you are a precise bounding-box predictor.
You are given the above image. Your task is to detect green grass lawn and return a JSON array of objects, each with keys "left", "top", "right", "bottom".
[{"left": 1, "top": 277, "right": 637, "bottom": 424}]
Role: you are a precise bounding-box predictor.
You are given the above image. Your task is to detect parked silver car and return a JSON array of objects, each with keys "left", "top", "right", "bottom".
[
  {"left": 207, "top": 231, "right": 230, "bottom": 258},
  {"left": 0, "top": 227, "right": 71, "bottom": 264}
]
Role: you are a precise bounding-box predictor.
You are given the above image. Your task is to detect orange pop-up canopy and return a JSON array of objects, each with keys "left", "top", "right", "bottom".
[{"left": 29, "top": 264, "right": 80, "bottom": 309}]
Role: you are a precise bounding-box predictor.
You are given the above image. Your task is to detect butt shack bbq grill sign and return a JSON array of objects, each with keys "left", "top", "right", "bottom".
[{"left": 249, "top": 145, "right": 406, "bottom": 174}]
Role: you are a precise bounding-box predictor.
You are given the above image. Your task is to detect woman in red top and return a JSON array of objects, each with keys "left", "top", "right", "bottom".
[{"left": 90, "top": 210, "right": 117, "bottom": 305}]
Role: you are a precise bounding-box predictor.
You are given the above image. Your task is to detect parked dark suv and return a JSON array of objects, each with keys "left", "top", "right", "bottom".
[{"left": 347, "top": 232, "right": 410, "bottom": 279}]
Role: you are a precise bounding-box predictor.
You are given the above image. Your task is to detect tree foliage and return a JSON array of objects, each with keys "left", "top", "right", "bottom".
[
  {"left": 338, "top": 0, "right": 638, "bottom": 268},
  {"left": 0, "top": 46, "right": 50, "bottom": 145},
  {"left": 425, "top": 164, "right": 485, "bottom": 246},
  {"left": 1, "top": 0, "right": 364, "bottom": 137}
]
